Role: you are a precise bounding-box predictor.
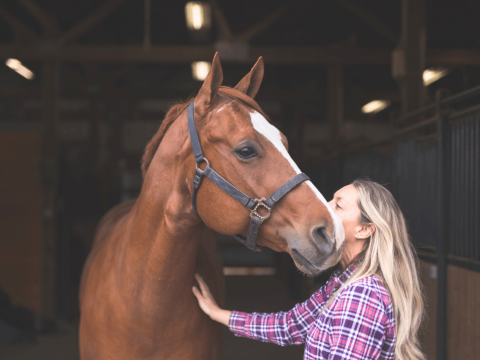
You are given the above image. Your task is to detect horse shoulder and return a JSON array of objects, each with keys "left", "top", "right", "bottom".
[{"left": 79, "top": 199, "right": 136, "bottom": 305}]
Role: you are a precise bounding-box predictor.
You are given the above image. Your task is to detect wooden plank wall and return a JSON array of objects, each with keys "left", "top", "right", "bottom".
[
  {"left": 419, "top": 260, "right": 438, "bottom": 360},
  {"left": 446, "top": 265, "right": 480, "bottom": 360},
  {"left": 0, "top": 133, "right": 43, "bottom": 314},
  {"left": 419, "top": 261, "right": 480, "bottom": 360}
]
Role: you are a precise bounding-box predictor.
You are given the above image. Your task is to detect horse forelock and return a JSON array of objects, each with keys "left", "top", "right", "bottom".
[{"left": 141, "top": 87, "right": 269, "bottom": 179}]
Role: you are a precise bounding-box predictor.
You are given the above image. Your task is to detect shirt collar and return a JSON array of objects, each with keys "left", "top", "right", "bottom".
[{"left": 333, "top": 262, "right": 359, "bottom": 286}]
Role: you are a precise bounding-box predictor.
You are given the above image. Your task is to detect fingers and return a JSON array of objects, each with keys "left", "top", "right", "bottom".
[
  {"left": 192, "top": 286, "right": 201, "bottom": 298},
  {"left": 195, "top": 273, "right": 211, "bottom": 296}
]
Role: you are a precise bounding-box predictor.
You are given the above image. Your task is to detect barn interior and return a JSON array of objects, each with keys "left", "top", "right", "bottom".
[{"left": 0, "top": 0, "right": 479, "bottom": 359}]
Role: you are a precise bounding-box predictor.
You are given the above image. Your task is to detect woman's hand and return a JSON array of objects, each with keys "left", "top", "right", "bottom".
[{"left": 192, "top": 273, "right": 232, "bottom": 326}]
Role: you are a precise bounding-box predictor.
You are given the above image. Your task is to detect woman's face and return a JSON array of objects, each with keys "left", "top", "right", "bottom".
[{"left": 328, "top": 185, "right": 366, "bottom": 264}]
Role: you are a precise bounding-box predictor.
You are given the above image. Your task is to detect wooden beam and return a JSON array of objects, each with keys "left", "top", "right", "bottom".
[
  {"left": 59, "top": 0, "right": 128, "bottom": 44},
  {"left": 396, "top": 0, "right": 426, "bottom": 114},
  {"left": 338, "top": 0, "right": 398, "bottom": 44},
  {"left": 16, "top": 0, "right": 61, "bottom": 36},
  {"left": 208, "top": 0, "right": 233, "bottom": 41},
  {"left": 235, "top": 5, "right": 290, "bottom": 43},
  {"left": 0, "top": 6, "right": 39, "bottom": 42},
  {"left": 0, "top": 43, "right": 392, "bottom": 64},
  {"left": 328, "top": 65, "right": 344, "bottom": 143},
  {"left": 1, "top": 42, "right": 479, "bottom": 66},
  {"left": 40, "top": 60, "right": 60, "bottom": 318}
]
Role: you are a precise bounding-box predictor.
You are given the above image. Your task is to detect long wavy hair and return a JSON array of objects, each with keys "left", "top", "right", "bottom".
[{"left": 322, "top": 179, "right": 425, "bottom": 360}]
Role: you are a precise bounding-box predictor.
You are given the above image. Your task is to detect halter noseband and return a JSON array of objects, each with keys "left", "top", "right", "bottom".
[{"left": 188, "top": 101, "right": 309, "bottom": 251}]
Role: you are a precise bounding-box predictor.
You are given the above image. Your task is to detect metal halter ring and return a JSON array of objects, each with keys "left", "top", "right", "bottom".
[
  {"left": 196, "top": 157, "right": 210, "bottom": 169},
  {"left": 250, "top": 198, "right": 272, "bottom": 223}
]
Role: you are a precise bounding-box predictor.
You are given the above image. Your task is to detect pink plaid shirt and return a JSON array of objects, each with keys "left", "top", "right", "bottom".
[{"left": 228, "top": 264, "right": 396, "bottom": 359}]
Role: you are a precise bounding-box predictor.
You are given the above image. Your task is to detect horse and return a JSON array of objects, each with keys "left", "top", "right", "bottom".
[{"left": 79, "top": 53, "right": 345, "bottom": 360}]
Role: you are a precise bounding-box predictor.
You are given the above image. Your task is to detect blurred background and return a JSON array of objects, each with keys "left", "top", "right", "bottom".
[{"left": 0, "top": 0, "right": 479, "bottom": 359}]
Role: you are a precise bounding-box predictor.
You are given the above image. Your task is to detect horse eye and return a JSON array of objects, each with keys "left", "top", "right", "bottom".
[{"left": 236, "top": 146, "right": 256, "bottom": 159}]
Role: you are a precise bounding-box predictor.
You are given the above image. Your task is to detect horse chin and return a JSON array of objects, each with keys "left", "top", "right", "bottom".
[{"left": 290, "top": 248, "right": 341, "bottom": 276}]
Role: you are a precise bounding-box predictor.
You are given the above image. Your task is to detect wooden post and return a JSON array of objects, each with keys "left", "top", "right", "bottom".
[
  {"left": 294, "top": 102, "right": 304, "bottom": 162},
  {"left": 40, "top": 60, "right": 60, "bottom": 318},
  {"left": 393, "top": 0, "right": 426, "bottom": 114},
  {"left": 328, "top": 65, "right": 344, "bottom": 160}
]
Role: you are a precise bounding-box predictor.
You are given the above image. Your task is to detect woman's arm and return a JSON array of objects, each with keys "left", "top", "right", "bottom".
[
  {"left": 193, "top": 273, "right": 333, "bottom": 346},
  {"left": 192, "top": 273, "right": 231, "bottom": 325}
]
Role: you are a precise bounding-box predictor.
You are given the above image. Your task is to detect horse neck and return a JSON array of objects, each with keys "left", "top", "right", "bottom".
[{"left": 121, "top": 113, "right": 204, "bottom": 297}]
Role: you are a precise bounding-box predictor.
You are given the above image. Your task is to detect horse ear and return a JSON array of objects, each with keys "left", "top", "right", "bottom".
[
  {"left": 234, "top": 57, "right": 264, "bottom": 99},
  {"left": 195, "top": 52, "right": 223, "bottom": 118}
]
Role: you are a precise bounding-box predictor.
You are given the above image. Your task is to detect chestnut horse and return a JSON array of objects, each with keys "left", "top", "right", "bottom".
[{"left": 79, "top": 54, "right": 345, "bottom": 360}]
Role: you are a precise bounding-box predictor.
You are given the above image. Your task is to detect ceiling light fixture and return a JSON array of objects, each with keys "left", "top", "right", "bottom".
[
  {"left": 361, "top": 100, "right": 391, "bottom": 114},
  {"left": 5, "top": 58, "right": 34, "bottom": 80},
  {"left": 191, "top": 61, "right": 211, "bottom": 81},
  {"left": 423, "top": 68, "right": 449, "bottom": 86},
  {"left": 185, "top": 2, "right": 211, "bottom": 30}
]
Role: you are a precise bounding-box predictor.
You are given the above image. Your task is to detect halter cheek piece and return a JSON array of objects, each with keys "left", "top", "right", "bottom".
[{"left": 187, "top": 101, "right": 310, "bottom": 251}]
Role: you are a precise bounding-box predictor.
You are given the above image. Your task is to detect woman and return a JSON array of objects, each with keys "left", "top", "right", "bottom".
[{"left": 193, "top": 179, "right": 425, "bottom": 360}]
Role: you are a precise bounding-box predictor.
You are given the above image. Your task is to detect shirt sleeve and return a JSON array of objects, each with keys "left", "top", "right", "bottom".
[
  {"left": 228, "top": 280, "right": 332, "bottom": 346},
  {"left": 327, "top": 283, "right": 391, "bottom": 360}
]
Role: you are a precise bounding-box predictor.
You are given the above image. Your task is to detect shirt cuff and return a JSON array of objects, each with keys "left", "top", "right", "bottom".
[{"left": 228, "top": 311, "right": 249, "bottom": 335}]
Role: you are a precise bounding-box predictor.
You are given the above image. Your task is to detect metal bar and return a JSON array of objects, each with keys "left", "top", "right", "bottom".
[
  {"left": 442, "top": 83, "right": 480, "bottom": 106},
  {"left": 459, "top": 120, "right": 465, "bottom": 257},
  {"left": 436, "top": 90, "right": 448, "bottom": 360},
  {"left": 396, "top": 103, "right": 436, "bottom": 125},
  {"left": 418, "top": 253, "right": 480, "bottom": 273},
  {"left": 396, "top": 84, "right": 480, "bottom": 124},
  {"left": 475, "top": 117, "right": 480, "bottom": 261},
  {"left": 469, "top": 118, "right": 474, "bottom": 259},
  {"left": 449, "top": 103, "right": 480, "bottom": 119},
  {"left": 396, "top": 115, "right": 437, "bottom": 135},
  {"left": 452, "top": 123, "right": 458, "bottom": 256}
]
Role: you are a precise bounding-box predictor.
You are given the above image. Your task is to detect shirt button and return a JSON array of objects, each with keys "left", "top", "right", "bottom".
[{"left": 334, "top": 277, "right": 338, "bottom": 282}]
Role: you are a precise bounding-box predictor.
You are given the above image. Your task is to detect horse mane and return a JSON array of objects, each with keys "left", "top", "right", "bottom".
[{"left": 140, "top": 87, "right": 268, "bottom": 178}]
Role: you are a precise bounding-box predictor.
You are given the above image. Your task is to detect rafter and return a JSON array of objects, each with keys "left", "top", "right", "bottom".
[
  {"left": 59, "top": 0, "right": 129, "bottom": 44},
  {"left": 235, "top": 5, "right": 290, "bottom": 43},
  {"left": 0, "top": 43, "right": 478, "bottom": 66},
  {"left": 338, "top": 0, "right": 398, "bottom": 44},
  {"left": 16, "top": 0, "right": 61, "bottom": 35},
  {"left": 0, "top": 6, "right": 39, "bottom": 42},
  {"left": 0, "top": 43, "right": 391, "bottom": 64},
  {"left": 208, "top": 0, "right": 233, "bottom": 41}
]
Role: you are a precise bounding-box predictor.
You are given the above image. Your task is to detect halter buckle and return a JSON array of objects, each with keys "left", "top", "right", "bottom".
[{"left": 250, "top": 198, "right": 272, "bottom": 223}]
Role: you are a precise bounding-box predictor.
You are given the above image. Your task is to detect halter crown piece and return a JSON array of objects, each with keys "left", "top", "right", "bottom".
[{"left": 187, "top": 101, "right": 310, "bottom": 251}]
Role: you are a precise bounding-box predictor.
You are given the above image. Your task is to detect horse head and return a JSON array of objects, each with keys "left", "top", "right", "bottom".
[{"left": 188, "top": 53, "right": 345, "bottom": 275}]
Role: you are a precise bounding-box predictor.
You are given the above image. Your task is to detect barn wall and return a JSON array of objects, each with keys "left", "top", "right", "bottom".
[
  {"left": 446, "top": 265, "right": 480, "bottom": 360},
  {"left": 419, "top": 260, "right": 438, "bottom": 360},
  {"left": 419, "top": 261, "right": 480, "bottom": 360},
  {"left": 0, "top": 133, "right": 43, "bottom": 314}
]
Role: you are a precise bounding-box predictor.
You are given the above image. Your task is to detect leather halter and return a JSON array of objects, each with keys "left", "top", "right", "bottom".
[{"left": 188, "top": 101, "right": 310, "bottom": 251}]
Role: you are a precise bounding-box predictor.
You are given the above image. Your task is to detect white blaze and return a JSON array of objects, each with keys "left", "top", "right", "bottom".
[{"left": 249, "top": 111, "right": 345, "bottom": 246}]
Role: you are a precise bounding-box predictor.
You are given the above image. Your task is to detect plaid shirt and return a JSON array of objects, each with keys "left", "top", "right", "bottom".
[{"left": 228, "top": 264, "right": 396, "bottom": 360}]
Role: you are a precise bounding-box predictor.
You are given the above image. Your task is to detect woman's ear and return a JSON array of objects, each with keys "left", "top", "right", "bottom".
[{"left": 355, "top": 223, "right": 376, "bottom": 240}]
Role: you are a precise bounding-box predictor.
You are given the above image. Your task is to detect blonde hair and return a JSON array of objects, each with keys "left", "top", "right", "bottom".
[{"left": 322, "top": 179, "right": 425, "bottom": 360}]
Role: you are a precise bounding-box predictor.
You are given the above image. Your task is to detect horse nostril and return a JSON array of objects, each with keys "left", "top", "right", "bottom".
[{"left": 312, "top": 226, "right": 335, "bottom": 253}]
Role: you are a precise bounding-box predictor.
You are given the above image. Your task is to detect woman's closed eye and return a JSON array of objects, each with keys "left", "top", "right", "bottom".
[{"left": 335, "top": 203, "right": 342, "bottom": 209}]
